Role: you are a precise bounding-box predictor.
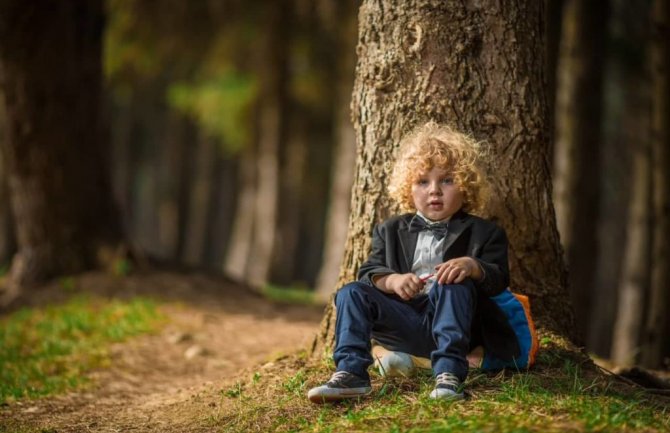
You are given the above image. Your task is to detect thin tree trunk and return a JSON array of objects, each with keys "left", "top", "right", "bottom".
[
  {"left": 588, "top": 0, "right": 648, "bottom": 358},
  {"left": 611, "top": 143, "right": 651, "bottom": 366},
  {"left": 174, "top": 121, "right": 196, "bottom": 262},
  {"left": 133, "top": 103, "right": 164, "bottom": 258},
  {"left": 270, "top": 114, "right": 307, "bottom": 285},
  {"left": 155, "top": 111, "right": 186, "bottom": 260},
  {"left": 0, "top": 102, "right": 16, "bottom": 266},
  {"left": 0, "top": 157, "right": 15, "bottom": 268},
  {"left": 553, "top": 0, "right": 609, "bottom": 337},
  {"left": 315, "top": 1, "right": 358, "bottom": 299},
  {"left": 203, "top": 153, "right": 237, "bottom": 269},
  {"left": 639, "top": 0, "right": 670, "bottom": 368},
  {"left": 246, "top": 1, "right": 289, "bottom": 288},
  {"left": 224, "top": 146, "right": 257, "bottom": 281},
  {"left": 183, "top": 133, "right": 217, "bottom": 266},
  {"left": 108, "top": 90, "right": 136, "bottom": 243},
  {"left": 315, "top": 117, "right": 356, "bottom": 299},
  {"left": 314, "top": 0, "right": 575, "bottom": 353},
  {"left": 0, "top": 0, "right": 125, "bottom": 289}
]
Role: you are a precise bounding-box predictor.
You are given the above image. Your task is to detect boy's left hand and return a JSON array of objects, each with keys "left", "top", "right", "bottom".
[{"left": 434, "top": 257, "right": 483, "bottom": 285}]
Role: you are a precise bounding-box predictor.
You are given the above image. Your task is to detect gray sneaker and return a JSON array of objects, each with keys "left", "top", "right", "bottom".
[
  {"left": 429, "top": 372, "right": 464, "bottom": 400},
  {"left": 307, "top": 371, "right": 372, "bottom": 403}
]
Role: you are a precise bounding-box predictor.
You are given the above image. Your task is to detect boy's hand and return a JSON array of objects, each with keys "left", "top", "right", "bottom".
[
  {"left": 434, "top": 257, "right": 483, "bottom": 285},
  {"left": 376, "top": 273, "right": 423, "bottom": 300}
]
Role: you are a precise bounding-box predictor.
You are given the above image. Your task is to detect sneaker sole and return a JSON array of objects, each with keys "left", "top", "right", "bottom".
[
  {"left": 307, "top": 387, "right": 372, "bottom": 404},
  {"left": 429, "top": 390, "right": 465, "bottom": 401}
]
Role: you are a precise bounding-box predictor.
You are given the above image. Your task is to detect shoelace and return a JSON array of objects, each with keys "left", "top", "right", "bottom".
[
  {"left": 435, "top": 372, "right": 460, "bottom": 388},
  {"left": 328, "top": 371, "right": 351, "bottom": 385}
]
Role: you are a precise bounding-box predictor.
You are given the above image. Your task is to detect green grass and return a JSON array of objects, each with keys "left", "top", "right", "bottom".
[
  {"left": 207, "top": 347, "right": 670, "bottom": 433},
  {"left": 0, "top": 295, "right": 164, "bottom": 403},
  {"left": 261, "top": 284, "right": 318, "bottom": 305}
]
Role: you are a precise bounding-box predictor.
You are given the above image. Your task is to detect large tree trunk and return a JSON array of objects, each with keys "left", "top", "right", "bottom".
[
  {"left": 0, "top": 0, "right": 124, "bottom": 289},
  {"left": 314, "top": 0, "right": 575, "bottom": 352},
  {"left": 640, "top": 0, "right": 670, "bottom": 368},
  {"left": 553, "top": 0, "right": 609, "bottom": 338}
]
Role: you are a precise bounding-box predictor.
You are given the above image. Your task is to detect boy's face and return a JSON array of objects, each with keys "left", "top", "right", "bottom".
[{"left": 411, "top": 167, "right": 463, "bottom": 221}]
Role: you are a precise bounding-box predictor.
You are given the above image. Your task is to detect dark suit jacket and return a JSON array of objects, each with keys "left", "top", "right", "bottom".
[{"left": 357, "top": 210, "right": 520, "bottom": 361}]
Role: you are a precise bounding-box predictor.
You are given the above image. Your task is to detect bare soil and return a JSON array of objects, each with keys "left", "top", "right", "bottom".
[{"left": 0, "top": 270, "right": 324, "bottom": 432}]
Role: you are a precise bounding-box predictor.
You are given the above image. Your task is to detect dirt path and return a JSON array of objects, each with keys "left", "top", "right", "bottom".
[{"left": 0, "top": 271, "right": 324, "bottom": 432}]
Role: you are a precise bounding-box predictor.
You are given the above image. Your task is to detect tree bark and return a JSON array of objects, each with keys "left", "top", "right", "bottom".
[
  {"left": 0, "top": 0, "right": 125, "bottom": 288},
  {"left": 639, "top": 0, "right": 670, "bottom": 368},
  {"left": 314, "top": 0, "right": 575, "bottom": 353},
  {"left": 552, "top": 0, "right": 609, "bottom": 338}
]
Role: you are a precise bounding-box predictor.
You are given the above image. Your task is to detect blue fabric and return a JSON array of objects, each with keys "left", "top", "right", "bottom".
[
  {"left": 333, "top": 281, "right": 475, "bottom": 382},
  {"left": 481, "top": 289, "right": 533, "bottom": 370}
]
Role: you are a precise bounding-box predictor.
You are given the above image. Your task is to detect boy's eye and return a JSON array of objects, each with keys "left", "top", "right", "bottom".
[
  {"left": 441, "top": 178, "right": 454, "bottom": 185},
  {"left": 417, "top": 179, "right": 428, "bottom": 185}
]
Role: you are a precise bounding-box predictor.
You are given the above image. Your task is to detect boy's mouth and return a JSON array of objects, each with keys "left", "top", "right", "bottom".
[{"left": 429, "top": 200, "right": 443, "bottom": 207}]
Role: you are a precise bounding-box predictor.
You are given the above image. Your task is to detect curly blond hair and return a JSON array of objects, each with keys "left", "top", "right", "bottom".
[{"left": 388, "top": 121, "right": 489, "bottom": 214}]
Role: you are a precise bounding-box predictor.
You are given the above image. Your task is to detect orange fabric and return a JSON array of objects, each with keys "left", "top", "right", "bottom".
[{"left": 512, "top": 292, "right": 539, "bottom": 366}]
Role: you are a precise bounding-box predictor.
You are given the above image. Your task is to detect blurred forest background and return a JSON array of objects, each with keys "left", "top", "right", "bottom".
[{"left": 0, "top": 0, "right": 668, "bottom": 371}]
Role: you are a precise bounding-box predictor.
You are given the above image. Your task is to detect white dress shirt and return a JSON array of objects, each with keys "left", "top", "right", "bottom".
[{"left": 410, "top": 212, "right": 449, "bottom": 293}]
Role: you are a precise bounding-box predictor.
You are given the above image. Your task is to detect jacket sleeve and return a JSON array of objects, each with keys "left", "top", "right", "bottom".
[
  {"left": 473, "top": 224, "right": 510, "bottom": 297},
  {"left": 357, "top": 223, "right": 397, "bottom": 287}
]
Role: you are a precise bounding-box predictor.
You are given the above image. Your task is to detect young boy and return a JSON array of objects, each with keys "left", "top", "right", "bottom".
[{"left": 308, "top": 122, "right": 522, "bottom": 403}]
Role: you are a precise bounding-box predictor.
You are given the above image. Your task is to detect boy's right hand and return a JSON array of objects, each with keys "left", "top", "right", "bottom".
[{"left": 377, "top": 273, "right": 423, "bottom": 300}]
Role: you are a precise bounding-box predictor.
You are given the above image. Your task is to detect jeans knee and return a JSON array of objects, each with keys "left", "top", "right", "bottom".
[
  {"left": 429, "top": 282, "right": 474, "bottom": 302},
  {"left": 335, "top": 282, "right": 371, "bottom": 306}
]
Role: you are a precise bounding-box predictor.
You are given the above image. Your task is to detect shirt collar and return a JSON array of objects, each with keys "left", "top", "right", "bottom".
[{"left": 416, "top": 211, "right": 451, "bottom": 225}]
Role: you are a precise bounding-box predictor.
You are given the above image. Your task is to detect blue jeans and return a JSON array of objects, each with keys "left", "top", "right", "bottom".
[{"left": 333, "top": 281, "right": 475, "bottom": 381}]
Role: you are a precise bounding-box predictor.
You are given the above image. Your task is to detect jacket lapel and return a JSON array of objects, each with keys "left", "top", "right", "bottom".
[
  {"left": 442, "top": 211, "right": 473, "bottom": 259},
  {"left": 397, "top": 215, "right": 417, "bottom": 272}
]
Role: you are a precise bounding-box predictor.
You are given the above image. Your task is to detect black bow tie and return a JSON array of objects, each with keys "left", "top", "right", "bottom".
[{"left": 408, "top": 215, "right": 449, "bottom": 240}]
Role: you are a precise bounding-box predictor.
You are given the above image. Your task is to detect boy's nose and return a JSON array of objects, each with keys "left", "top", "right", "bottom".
[{"left": 429, "top": 182, "right": 442, "bottom": 194}]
